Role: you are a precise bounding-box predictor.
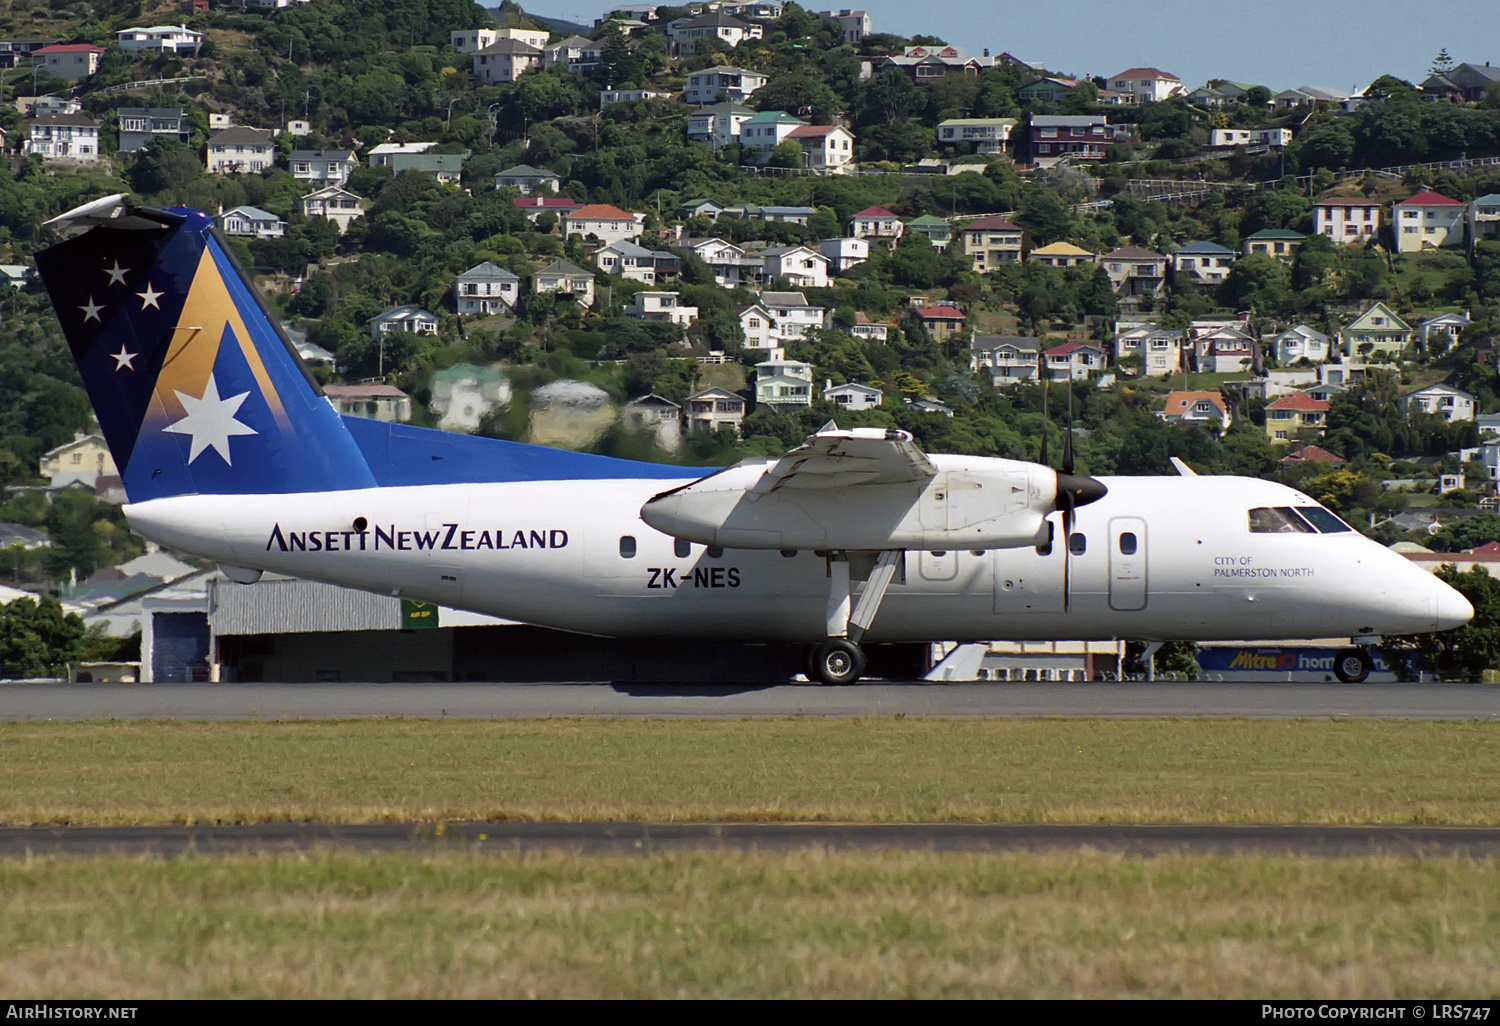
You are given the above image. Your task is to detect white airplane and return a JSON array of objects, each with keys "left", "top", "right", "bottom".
[{"left": 35, "top": 197, "right": 1472, "bottom": 684}]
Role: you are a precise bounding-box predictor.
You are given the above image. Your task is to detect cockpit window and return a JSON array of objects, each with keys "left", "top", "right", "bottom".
[
  {"left": 1248, "top": 507, "right": 1315, "bottom": 533},
  {"left": 1296, "top": 506, "right": 1353, "bottom": 533}
]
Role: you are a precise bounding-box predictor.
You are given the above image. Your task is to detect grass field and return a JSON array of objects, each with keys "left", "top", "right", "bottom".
[{"left": 4, "top": 717, "right": 1498, "bottom": 997}]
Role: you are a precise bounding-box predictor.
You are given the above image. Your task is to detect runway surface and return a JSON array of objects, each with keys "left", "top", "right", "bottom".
[
  {"left": 3, "top": 821, "right": 1499, "bottom": 858},
  {"left": 1, "top": 680, "right": 1498, "bottom": 720}
]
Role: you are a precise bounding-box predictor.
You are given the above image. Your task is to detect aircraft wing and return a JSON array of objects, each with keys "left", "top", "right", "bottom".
[{"left": 750, "top": 425, "right": 937, "bottom": 494}]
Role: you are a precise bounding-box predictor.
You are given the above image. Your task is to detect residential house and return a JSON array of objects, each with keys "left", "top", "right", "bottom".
[
  {"left": 758, "top": 206, "right": 819, "bottom": 224},
  {"left": 493, "top": 163, "right": 561, "bottom": 194},
  {"left": 1265, "top": 392, "right": 1331, "bottom": 443},
  {"left": 368, "top": 305, "right": 439, "bottom": 339},
  {"left": 680, "top": 236, "right": 760, "bottom": 286},
  {"left": 961, "top": 215, "right": 1023, "bottom": 271},
  {"left": 1242, "top": 228, "right": 1305, "bottom": 260},
  {"left": 322, "top": 384, "right": 412, "bottom": 423},
  {"left": 206, "top": 127, "right": 275, "bottom": 174},
  {"left": 1270, "top": 325, "right": 1330, "bottom": 365},
  {"left": 849, "top": 312, "right": 889, "bottom": 342},
  {"left": 39, "top": 433, "right": 116, "bottom": 488},
  {"left": 1113, "top": 323, "right": 1183, "bottom": 375},
  {"left": 850, "top": 206, "right": 903, "bottom": 246},
  {"left": 451, "top": 27, "right": 549, "bottom": 53},
  {"left": 1197, "top": 327, "right": 1255, "bottom": 373},
  {"left": 970, "top": 335, "right": 1040, "bottom": 386},
  {"left": 825, "top": 382, "right": 882, "bottom": 410},
  {"left": 1102, "top": 246, "right": 1167, "bottom": 297},
  {"left": 471, "top": 38, "right": 543, "bottom": 84},
  {"left": 1161, "top": 390, "right": 1230, "bottom": 430},
  {"left": 288, "top": 148, "right": 358, "bottom": 187},
  {"left": 620, "top": 395, "right": 683, "bottom": 451},
  {"left": 686, "top": 387, "right": 746, "bottom": 434},
  {"left": 754, "top": 359, "right": 814, "bottom": 411},
  {"left": 1416, "top": 312, "right": 1471, "bottom": 353},
  {"left": 1207, "top": 127, "right": 1291, "bottom": 149},
  {"left": 878, "top": 44, "right": 986, "bottom": 82},
  {"left": 116, "top": 107, "right": 190, "bottom": 153},
  {"left": 1401, "top": 384, "right": 1475, "bottom": 423},
  {"left": 453, "top": 262, "right": 520, "bottom": 315},
  {"left": 762, "top": 246, "right": 830, "bottom": 289},
  {"left": 1273, "top": 86, "right": 1349, "bottom": 109},
  {"left": 1394, "top": 190, "right": 1466, "bottom": 252},
  {"left": 560, "top": 204, "right": 642, "bottom": 245},
  {"left": 1313, "top": 196, "right": 1381, "bottom": 244},
  {"left": 1029, "top": 115, "right": 1132, "bottom": 163},
  {"left": 683, "top": 65, "right": 768, "bottom": 105},
  {"left": 388, "top": 152, "right": 465, "bottom": 184},
  {"left": 1280, "top": 445, "right": 1346, "bottom": 468},
  {"left": 116, "top": 25, "right": 202, "bottom": 54},
  {"left": 218, "top": 206, "right": 285, "bottom": 239},
  {"left": 935, "top": 117, "right": 1016, "bottom": 155},
  {"left": 1043, "top": 342, "right": 1106, "bottom": 381},
  {"left": 669, "top": 11, "right": 763, "bottom": 54},
  {"left": 1106, "top": 67, "right": 1183, "bottom": 104},
  {"left": 27, "top": 95, "right": 80, "bottom": 116},
  {"left": 600, "top": 88, "right": 671, "bottom": 106},
  {"left": 738, "top": 109, "right": 807, "bottom": 161},
  {"left": 542, "top": 35, "right": 603, "bottom": 73},
  {"left": 685, "top": 101, "right": 756, "bottom": 149},
  {"left": 1419, "top": 62, "right": 1500, "bottom": 102},
  {"left": 32, "top": 43, "right": 104, "bottom": 81},
  {"left": 531, "top": 260, "right": 596, "bottom": 307},
  {"left": 680, "top": 199, "right": 726, "bottom": 220},
  {"left": 1468, "top": 193, "right": 1500, "bottom": 243},
  {"left": 514, "top": 196, "right": 583, "bottom": 220},
  {"left": 1339, "top": 302, "right": 1412, "bottom": 360},
  {"left": 1018, "top": 77, "right": 1090, "bottom": 104},
  {"left": 910, "top": 398, "right": 954, "bottom": 416},
  {"left": 367, "top": 141, "right": 437, "bottom": 167},
  {"left": 593, "top": 240, "right": 679, "bottom": 283},
  {"left": 0, "top": 39, "right": 58, "bottom": 72},
  {"left": 786, "top": 123, "right": 855, "bottom": 171},
  {"left": 817, "top": 9, "right": 870, "bottom": 44},
  {"left": 24, "top": 113, "right": 101, "bottom": 163},
  {"left": 1029, "top": 241, "right": 1095, "bottom": 267},
  {"left": 624, "top": 291, "right": 697, "bottom": 327},
  {"left": 904, "top": 215, "right": 952, "bottom": 251},
  {"left": 759, "top": 291, "right": 827, "bottom": 340},
  {"left": 819, "top": 237, "right": 869, "bottom": 274},
  {"left": 913, "top": 303, "right": 966, "bottom": 342},
  {"left": 301, "top": 185, "right": 364, "bottom": 233},
  {"left": 1170, "top": 241, "right": 1235, "bottom": 285},
  {"left": 736, "top": 303, "right": 780, "bottom": 352}
]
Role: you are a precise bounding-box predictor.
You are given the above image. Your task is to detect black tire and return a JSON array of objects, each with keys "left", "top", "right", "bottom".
[
  {"left": 812, "top": 639, "right": 866, "bottom": 686},
  {"left": 1333, "top": 648, "right": 1372, "bottom": 684},
  {"left": 799, "top": 643, "right": 819, "bottom": 682}
]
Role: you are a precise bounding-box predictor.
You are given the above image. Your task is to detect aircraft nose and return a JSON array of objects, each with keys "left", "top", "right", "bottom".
[{"left": 1434, "top": 578, "right": 1474, "bottom": 632}]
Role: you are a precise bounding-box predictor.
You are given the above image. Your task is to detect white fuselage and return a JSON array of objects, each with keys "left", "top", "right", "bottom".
[{"left": 124, "top": 473, "right": 1470, "bottom": 644}]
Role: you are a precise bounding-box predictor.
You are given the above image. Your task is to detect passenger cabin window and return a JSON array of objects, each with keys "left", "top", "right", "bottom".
[
  {"left": 619, "top": 535, "right": 637, "bottom": 558},
  {"left": 1068, "top": 533, "right": 1086, "bottom": 556},
  {"left": 707, "top": 546, "right": 724, "bottom": 558},
  {"left": 1248, "top": 507, "right": 1315, "bottom": 534},
  {"left": 1119, "top": 532, "right": 1137, "bottom": 555},
  {"left": 674, "top": 538, "right": 691, "bottom": 558}
]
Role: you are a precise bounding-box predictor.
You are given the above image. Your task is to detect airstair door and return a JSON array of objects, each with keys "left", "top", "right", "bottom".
[{"left": 1108, "top": 517, "right": 1148, "bottom": 612}]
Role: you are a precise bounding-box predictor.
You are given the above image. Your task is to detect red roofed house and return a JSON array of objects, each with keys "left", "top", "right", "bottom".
[
  {"left": 513, "top": 196, "right": 583, "bottom": 221},
  {"left": 1280, "top": 445, "right": 1346, "bottom": 467},
  {"left": 1394, "top": 191, "right": 1466, "bottom": 253},
  {"left": 560, "top": 204, "right": 642, "bottom": 246},
  {"left": 1265, "top": 392, "right": 1331, "bottom": 444},
  {"left": 786, "top": 123, "right": 854, "bottom": 171},
  {"left": 850, "top": 206, "right": 903, "bottom": 246},
  {"left": 912, "top": 304, "right": 967, "bottom": 342},
  {"left": 1043, "top": 341, "right": 1106, "bottom": 381},
  {"left": 1106, "top": 67, "right": 1184, "bottom": 104},
  {"left": 33, "top": 43, "right": 104, "bottom": 81},
  {"left": 1313, "top": 196, "right": 1380, "bottom": 245},
  {"left": 961, "top": 215, "right": 1023, "bottom": 272},
  {"left": 1161, "top": 390, "right": 1230, "bottom": 430}
]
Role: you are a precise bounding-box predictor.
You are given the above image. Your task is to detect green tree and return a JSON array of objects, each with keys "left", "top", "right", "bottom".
[
  {"left": 0, "top": 595, "right": 86, "bottom": 678},
  {"left": 1382, "top": 565, "right": 1500, "bottom": 680}
]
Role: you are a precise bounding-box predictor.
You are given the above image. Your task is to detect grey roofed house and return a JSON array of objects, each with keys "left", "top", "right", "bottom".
[
  {"left": 493, "top": 163, "right": 561, "bottom": 194},
  {"left": 387, "top": 152, "right": 465, "bottom": 182},
  {"left": 758, "top": 206, "right": 818, "bottom": 223},
  {"left": 218, "top": 205, "right": 285, "bottom": 238},
  {"left": 367, "top": 304, "right": 439, "bottom": 338},
  {"left": 0, "top": 522, "right": 49, "bottom": 549},
  {"left": 115, "top": 106, "right": 188, "bottom": 152},
  {"left": 454, "top": 261, "right": 521, "bottom": 314}
]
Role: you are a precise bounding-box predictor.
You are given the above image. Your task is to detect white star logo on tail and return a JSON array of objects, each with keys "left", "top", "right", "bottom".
[
  {"left": 162, "top": 373, "right": 257, "bottom": 465},
  {"left": 137, "top": 283, "right": 162, "bottom": 310},
  {"left": 112, "top": 346, "right": 137, "bottom": 371},
  {"left": 104, "top": 261, "right": 128, "bottom": 286}
]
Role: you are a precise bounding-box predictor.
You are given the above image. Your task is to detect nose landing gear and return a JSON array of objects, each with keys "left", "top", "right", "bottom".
[{"left": 1333, "top": 647, "right": 1374, "bottom": 683}]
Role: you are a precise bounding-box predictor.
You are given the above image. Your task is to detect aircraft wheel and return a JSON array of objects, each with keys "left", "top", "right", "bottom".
[
  {"left": 799, "top": 643, "right": 820, "bottom": 682},
  {"left": 1333, "top": 648, "right": 1372, "bottom": 684},
  {"left": 812, "top": 639, "right": 866, "bottom": 686}
]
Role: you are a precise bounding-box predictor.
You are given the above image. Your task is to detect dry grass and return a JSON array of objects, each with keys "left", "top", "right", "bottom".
[
  {"left": 0, "top": 718, "right": 1496, "bottom": 826},
  {"left": 0, "top": 849, "right": 1495, "bottom": 998}
]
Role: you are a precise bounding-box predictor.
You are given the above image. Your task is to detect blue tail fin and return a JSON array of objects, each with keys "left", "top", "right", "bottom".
[{"left": 36, "top": 197, "right": 376, "bottom": 501}]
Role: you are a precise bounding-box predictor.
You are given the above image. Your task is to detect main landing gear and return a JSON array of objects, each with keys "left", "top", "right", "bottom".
[
  {"left": 803, "top": 549, "right": 903, "bottom": 685},
  {"left": 1333, "top": 647, "right": 1374, "bottom": 684}
]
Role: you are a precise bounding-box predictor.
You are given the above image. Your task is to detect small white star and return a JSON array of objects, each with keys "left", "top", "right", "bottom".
[
  {"left": 162, "top": 373, "right": 257, "bottom": 465},
  {"left": 112, "top": 346, "right": 137, "bottom": 372},
  {"left": 104, "top": 260, "right": 128, "bottom": 286},
  {"left": 79, "top": 297, "right": 103, "bottom": 322},
  {"left": 137, "top": 283, "right": 163, "bottom": 310}
]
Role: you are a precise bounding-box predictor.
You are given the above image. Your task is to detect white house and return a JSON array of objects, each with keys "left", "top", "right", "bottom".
[
  {"left": 624, "top": 291, "right": 698, "bottom": 327},
  {"left": 685, "top": 101, "right": 756, "bottom": 150},
  {"left": 218, "top": 206, "right": 285, "bottom": 239},
  {"left": 116, "top": 107, "right": 189, "bottom": 153},
  {"left": 935, "top": 118, "right": 1015, "bottom": 154},
  {"left": 850, "top": 312, "right": 889, "bottom": 342},
  {"left": 758, "top": 291, "right": 827, "bottom": 339},
  {"left": 593, "top": 240, "right": 679, "bottom": 284},
  {"left": 471, "top": 39, "right": 543, "bottom": 84},
  {"left": 369, "top": 305, "right": 439, "bottom": 339},
  {"left": 970, "top": 335, "right": 1040, "bottom": 386},
  {"left": 817, "top": 9, "right": 871, "bottom": 44},
  {"left": 683, "top": 65, "right": 768, "bottom": 105},
  {"left": 454, "top": 262, "right": 520, "bottom": 315},
  {"left": 737, "top": 110, "right": 806, "bottom": 161},
  {"left": 824, "top": 381, "right": 882, "bottom": 410},
  {"left": 850, "top": 206, "right": 903, "bottom": 245},
  {"left": 736, "top": 303, "right": 781, "bottom": 352},
  {"left": 1042, "top": 342, "right": 1106, "bottom": 382},
  {"left": 1114, "top": 323, "right": 1183, "bottom": 376},
  {"left": 543, "top": 35, "right": 603, "bottom": 72},
  {"left": 1106, "top": 67, "right": 1183, "bottom": 103},
  {"left": 207, "top": 127, "right": 275, "bottom": 174},
  {"left": 288, "top": 149, "right": 359, "bottom": 187},
  {"left": 600, "top": 88, "right": 672, "bottom": 106},
  {"left": 1416, "top": 312, "right": 1471, "bottom": 353},
  {"left": 755, "top": 359, "right": 814, "bottom": 411},
  {"left": 116, "top": 25, "right": 202, "bottom": 54},
  {"left": 1393, "top": 191, "right": 1466, "bottom": 253},
  {"left": 451, "top": 27, "right": 548, "bottom": 53},
  {"left": 560, "top": 204, "right": 642, "bottom": 246},
  {"left": 669, "top": 11, "right": 763, "bottom": 54},
  {"left": 531, "top": 260, "right": 596, "bottom": 307},
  {"left": 761, "top": 246, "right": 830, "bottom": 289},
  {"left": 820, "top": 237, "right": 869, "bottom": 274},
  {"left": 620, "top": 395, "right": 683, "bottom": 452},
  {"left": 24, "top": 114, "right": 101, "bottom": 163},
  {"left": 679, "top": 236, "right": 761, "bottom": 286},
  {"left": 368, "top": 141, "right": 437, "bottom": 167},
  {"left": 1170, "top": 241, "right": 1235, "bottom": 285},
  {"left": 1401, "top": 384, "right": 1475, "bottom": 423},
  {"left": 301, "top": 186, "right": 364, "bottom": 233},
  {"left": 1161, "top": 390, "right": 1230, "bottom": 430},
  {"left": 1270, "top": 325, "right": 1330, "bottom": 365},
  {"left": 786, "top": 123, "right": 855, "bottom": 171},
  {"left": 494, "top": 163, "right": 561, "bottom": 194},
  {"left": 1313, "top": 196, "right": 1381, "bottom": 245}
]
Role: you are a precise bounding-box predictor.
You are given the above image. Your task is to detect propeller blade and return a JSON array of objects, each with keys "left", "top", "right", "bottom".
[
  {"left": 1062, "top": 382, "right": 1075, "bottom": 477},
  {"left": 1061, "top": 492, "right": 1074, "bottom": 613},
  {"left": 1039, "top": 372, "right": 1050, "bottom": 467}
]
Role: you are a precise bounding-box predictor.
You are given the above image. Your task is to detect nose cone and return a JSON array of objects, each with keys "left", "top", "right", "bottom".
[
  {"left": 1434, "top": 579, "right": 1474, "bottom": 632},
  {"left": 1056, "top": 472, "right": 1107, "bottom": 509}
]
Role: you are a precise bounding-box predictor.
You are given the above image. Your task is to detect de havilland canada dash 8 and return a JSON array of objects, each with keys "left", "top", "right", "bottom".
[{"left": 35, "top": 197, "right": 1471, "bottom": 684}]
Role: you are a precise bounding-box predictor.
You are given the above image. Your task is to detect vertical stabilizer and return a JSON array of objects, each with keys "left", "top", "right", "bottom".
[{"left": 36, "top": 198, "right": 376, "bottom": 501}]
